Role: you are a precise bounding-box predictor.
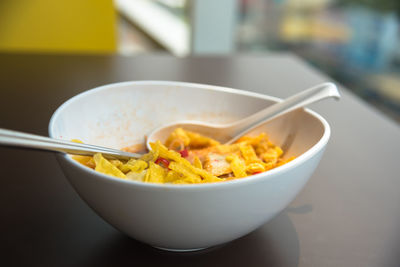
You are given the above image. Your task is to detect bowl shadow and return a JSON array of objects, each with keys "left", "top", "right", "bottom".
[{"left": 82, "top": 212, "right": 300, "bottom": 267}]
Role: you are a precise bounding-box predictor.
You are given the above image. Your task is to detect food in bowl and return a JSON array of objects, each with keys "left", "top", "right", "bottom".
[{"left": 73, "top": 128, "right": 294, "bottom": 184}]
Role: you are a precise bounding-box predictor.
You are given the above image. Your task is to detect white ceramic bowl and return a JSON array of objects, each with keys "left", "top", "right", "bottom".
[{"left": 49, "top": 81, "right": 330, "bottom": 251}]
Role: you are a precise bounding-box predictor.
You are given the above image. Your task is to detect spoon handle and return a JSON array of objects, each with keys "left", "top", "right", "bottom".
[
  {"left": 226, "top": 82, "right": 340, "bottom": 144},
  {"left": 0, "top": 128, "right": 142, "bottom": 160}
]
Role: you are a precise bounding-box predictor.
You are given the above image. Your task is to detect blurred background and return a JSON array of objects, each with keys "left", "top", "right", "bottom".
[{"left": 1, "top": 0, "right": 399, "bottom": 123}]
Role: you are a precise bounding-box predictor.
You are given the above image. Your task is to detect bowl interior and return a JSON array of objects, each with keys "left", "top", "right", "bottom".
[{"left": 50, "top": 81, "right": 326, "bottom": 160}]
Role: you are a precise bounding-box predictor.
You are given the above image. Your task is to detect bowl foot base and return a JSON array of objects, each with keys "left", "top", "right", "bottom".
[{"left": 154, "top": 246, "right": 208, "bottom": 252}]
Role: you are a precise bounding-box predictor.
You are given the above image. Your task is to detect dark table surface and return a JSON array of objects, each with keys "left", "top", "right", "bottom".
[{"left": 1, "top": 52, "right": 399, "bottom": 267}]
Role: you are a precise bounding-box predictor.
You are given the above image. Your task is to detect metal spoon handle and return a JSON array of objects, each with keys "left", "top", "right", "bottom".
[
  {"left": 0, "top": 128, "right": 142, "bottom": 160},
  {"left": 225, "top": 82, "right": 340, "bottom": 144}
]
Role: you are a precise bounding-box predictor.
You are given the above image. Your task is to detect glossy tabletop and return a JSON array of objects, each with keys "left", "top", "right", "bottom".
[{"left": 0, "top": 53, "right": 399, "bottom": 267}]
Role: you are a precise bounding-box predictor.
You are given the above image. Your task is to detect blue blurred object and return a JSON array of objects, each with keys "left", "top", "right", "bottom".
[{"left": 344, "top": 6, "right": 399, "bottom": 71}]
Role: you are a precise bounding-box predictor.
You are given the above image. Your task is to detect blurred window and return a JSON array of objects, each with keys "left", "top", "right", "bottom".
[{"left": 237, "top": 0, "right": 400, "bottom": 122}]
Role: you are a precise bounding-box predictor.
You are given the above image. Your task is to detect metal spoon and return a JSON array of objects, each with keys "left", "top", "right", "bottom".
[
  {"left": 147, "top": 82, "right": 340, "bottom": 147},
  {"left": 0, "top": 128, "right": 142, "bottom": 160}
]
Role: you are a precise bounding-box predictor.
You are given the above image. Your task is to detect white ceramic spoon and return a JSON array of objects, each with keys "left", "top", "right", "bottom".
[{"left": 147, "top": 82, "right": 340, "bottom": 148}]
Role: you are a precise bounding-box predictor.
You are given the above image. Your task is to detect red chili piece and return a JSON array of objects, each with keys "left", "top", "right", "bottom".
[
  {"left": 253, "top": 171, "right": 262, "bottom": 175},
  {"left": 155, "top": 157, "right": 170, "bottom": 168},
  {"left": 179, "top": 149, "right": 189, "bottom": 158}
]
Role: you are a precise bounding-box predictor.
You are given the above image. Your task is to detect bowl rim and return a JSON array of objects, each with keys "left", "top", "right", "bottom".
[{"left": 49, "top": 80, "right": 331, "bottom": 190}]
